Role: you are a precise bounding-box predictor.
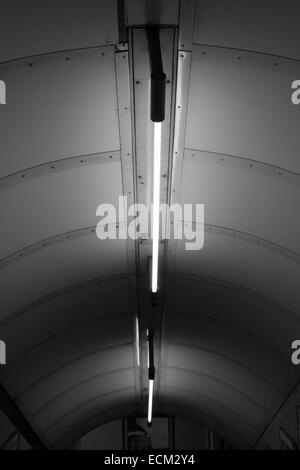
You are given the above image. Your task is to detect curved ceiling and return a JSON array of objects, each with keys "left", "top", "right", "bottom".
[{"left": 0, "top": 0, "right": 299, "bottom": 450}]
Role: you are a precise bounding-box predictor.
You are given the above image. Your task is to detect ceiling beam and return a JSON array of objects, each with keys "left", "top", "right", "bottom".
[{"left": 0, "top": 382, "right": 46, "bottom": 449}]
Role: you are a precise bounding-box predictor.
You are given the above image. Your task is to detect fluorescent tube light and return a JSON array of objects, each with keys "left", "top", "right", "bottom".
[
  {"left": 146, "top": 329, "right": 150, "bottom": 368},
  {"left": 135, "top": 316, "right": 140, "bottom": 367},
  {"left": 151, "top": 122, "right": 162, "bottom": 293},
  {"left": 147, "top": 379, "right": 154, "bottom": 424}
]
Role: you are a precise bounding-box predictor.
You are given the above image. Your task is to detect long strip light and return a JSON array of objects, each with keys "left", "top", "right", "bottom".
[
  {"left": 146, "top": 26, "right": 164, "bottom": 425},
  {"left": 147, "top": 379, "right": 154, "bottom": 425},
  {"left": 151, "top": 122, "right": 162, "bottom": 293},
  {"left": 147, "top": 330, "right": 155, "bottom": 426},
  {"left": 135, "top": 316, "right": 140, "bottom": 367}
]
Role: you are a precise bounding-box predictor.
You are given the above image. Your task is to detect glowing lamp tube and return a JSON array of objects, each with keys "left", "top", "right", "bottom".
[{"left": 151, "top": 122, "right": 162, "bottom": 293}]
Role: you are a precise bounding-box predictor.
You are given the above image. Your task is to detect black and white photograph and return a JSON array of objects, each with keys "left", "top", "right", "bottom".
[{"left": 0, "top": 0, "right": 300, "bottom": 455}]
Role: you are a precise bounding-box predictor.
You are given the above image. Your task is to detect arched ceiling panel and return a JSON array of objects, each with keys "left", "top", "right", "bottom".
[
  {"left": 0, "top": 3, "right": 136, "bottom": 449},
  {"left": 161, "top": 16, "right": 300, "bottom": 446},
  {"left": 165, "top": 343, "right": 282, "bottom": 409},
  {"left": 174, "top": 235, "right": 300, "bottom": 313},
  {"left": 194, "top": 0, "right": 300, "bottom": 60},
  {"left": 34, "top": 368, "right": 135, "bottom": 432},
  {"left": 1, "top": 278, "right": 130, "bottom": 361},
  {"left": 51, "top": 392, "right": 136, "bottom": 449},
  {"left": 158, "top": 398, "right": 247, "bottom": 448},
  {"left": 181, "top": 158, "right": 299, "bottom": 253},
  {"left": 186, "top": 46, "right": 300, "bottom": 172},
  {"left": 163, "top": 386, "right": 256, "bottom": 444},
  {"left": 171, "top": 276, "right": 299, "bottom": 355},
  {"left": 19, "top": 344, "right": 134, "bottom": 414},
  {"left": 4, "top": 312, "right": 132, "bottom": 392},
  {"left": 0, "top": 236, "right": 128, "bottom": 319},
  {"left": 165, "top": 368, "right": 265, "bottom": 427},
  {"left": 0, "top": 47, "right": 119, "bottom": 177},
  {"left": 0, "top": 162, "right": 122, "bottom": 259},
  {"left": 167, "top": 313, "right": 294, "bottom": 387},
  {"left": 0, "top": 0, "right": 118, "bottom": 62}
]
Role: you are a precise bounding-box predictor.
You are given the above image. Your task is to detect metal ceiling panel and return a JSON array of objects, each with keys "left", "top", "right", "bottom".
[
  {"left": 1, "top": 279, "right": 130, "bottom": 361},
  {"left": 168, "top": 312, "right": 294, "bottom": 387},
  {"left": 186, "top": 45, "right": 300, "bottom": 173},
  {"left": 171, "top": 276, "right": 300, "bottom": 355},
  {"left": 181, "top": 157, "right": 300, "bottom": 253},
  {"left": 47, "top": 389, "right": 135, "bottom": 447},
  {"left": 174, "top": 234, "right": 300, "bottom": 313},
  {"left": 0, "top": 236, "right": 128, "bottom": 319},
  {"left": 0, "top": 47, "right": 119, "bottom": 177},
  {"left": 163, "top": 386, "right": 256, "bottom": 443},
  {"left": 165, "top": 343, "right": 282, "bottom": 410},
  {"left": 0, "top": 162, "right": 123, "bottom": 259},
  {"left": 0, "top": 0, "right": 118, "bottom": 62},
  {"left": 165, "top": 367, "right": 266, "bottom": 427},
  {"left": 19, "top": 344, "right": 134, "bottom": 414},
  {"left": 193, "top": 0, "right": 300, "bottom": 60},
  {"left": 35, "top": 368, "right": 135, "bottom": 430},
  {"left": 5, "top": 312, "right": 132, "bottom": 391},
  {"left": 159, "top": 397, "right": 247, "bottom": 448}
]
